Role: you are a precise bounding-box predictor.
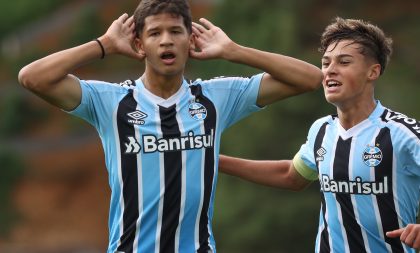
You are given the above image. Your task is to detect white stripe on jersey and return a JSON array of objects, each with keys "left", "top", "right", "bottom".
[
  {"left": 330, "top": 133, "right": 348, "bottom": 253},
  {"left": 349, "top": 135, "right": 372, "bottom": 253},
  {"left": 174, "top": 106, "right": 187, "bottom": 253},
  {"left": 113, "top": 104, "right": 125, "bottom": 249},
  {"left": 155, "top": 111, "right": 164, "bottom": 253},
  {"left": 368, "top": 128, "right": 391, "bottom": 252},
  {"left": 133, "top": 89, "right": 144, "bottom": 253},
  {"left": 194, "top": 121, "right": 206, "bottom": 250}
]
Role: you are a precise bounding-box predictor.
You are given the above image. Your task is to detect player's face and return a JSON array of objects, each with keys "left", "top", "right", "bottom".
[
  {"left": 321, "top": 40, "right": 378, "bottom": 109},
  {"left": 139, "top": 13, "right": 193, "bottom": 77}
]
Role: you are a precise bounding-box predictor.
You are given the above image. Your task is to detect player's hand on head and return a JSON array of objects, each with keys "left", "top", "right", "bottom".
[
  {"left": 386, "top": 224, "right": 420, "bottom": 249},
  {"left": 101, "top": 13, "right": 145, "bottom": 60},
  {"left": 190, "top": 18, "right": 233, "bottom": 60}
]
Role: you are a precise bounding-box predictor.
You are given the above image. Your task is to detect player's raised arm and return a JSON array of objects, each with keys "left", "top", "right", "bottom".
[
  {"left": 190, "top": 18, "right": 323, "bottom": 107},
  {"left": 18, "top": 14, "right": 144, "bottom": 111},
  {"left": 219, "top": 155, "right": 311, "bottom": 191}
]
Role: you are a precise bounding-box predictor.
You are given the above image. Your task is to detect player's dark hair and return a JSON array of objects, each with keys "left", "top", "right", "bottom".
[
  {"left": 319, "top": 17, "right": 393, "bottom": 75},
  {"left": 133, "top": 0, "right": 192, "bottom": 37}
]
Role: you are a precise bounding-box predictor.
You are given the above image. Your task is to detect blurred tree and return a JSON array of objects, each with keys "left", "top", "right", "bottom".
[
  {"left": 0, "top": 0, "right": 67, "bottom": 39},
  {"left": 0, "top": 149, "right": 24, "bottom": 236}
]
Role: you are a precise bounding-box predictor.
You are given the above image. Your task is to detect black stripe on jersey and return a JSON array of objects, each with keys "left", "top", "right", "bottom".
[
  {"left": 190, "top": 84, "right": 217, "bottom": 253},
  {"left": 375, "top": 128, "right": 404, "bottom": 252},
  {"left": 159, "top": 104, "right": 182, "bottom": 253},
  {"left": 116, "top": 90, "right": 139, "bottom": 253},
  {"left": 313, "top": 122, "right": 330, "bottom": 253},
  {"left": 333, "top": 137, "right": 367, "bottom": 253},
  {"left": 381, "top": 109, "right": 420, "bottom": 139}
]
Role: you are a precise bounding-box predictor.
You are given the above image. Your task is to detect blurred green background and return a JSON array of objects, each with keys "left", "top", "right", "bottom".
[{"left": 0, "top": 0, "right": 419, "bottom": 252}]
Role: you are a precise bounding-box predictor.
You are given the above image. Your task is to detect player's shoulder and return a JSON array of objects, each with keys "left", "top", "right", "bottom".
[
  {"left": 305, "top": 115, "right": 335, "bottom": 139},
  {"left": 82, "top": 78, "right": 136, "bottom": 90},
  {"left": 311, "top": 115, "right": 335, "bottom": 130},
  {"left": 379, "top": 106, "right": 420, "bottom": 140},
  {"left": 192, "top": 75, "right": 260, "bottom": 87}
]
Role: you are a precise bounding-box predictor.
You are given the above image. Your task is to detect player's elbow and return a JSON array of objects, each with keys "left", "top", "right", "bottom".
[
  {"left": 305, "top": 68, "right": 323, "bottom": 92},
  {"left": 18, "top": 65, "right": 44, "bottom": 93}
]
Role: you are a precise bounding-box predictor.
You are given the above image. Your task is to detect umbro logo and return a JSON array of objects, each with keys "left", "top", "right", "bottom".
[
  {"left": 316, "top": 147, "right": 327, "bottom": 161},
  {"left": 127, "top": 110, "right": 147, "bottom": 125}
]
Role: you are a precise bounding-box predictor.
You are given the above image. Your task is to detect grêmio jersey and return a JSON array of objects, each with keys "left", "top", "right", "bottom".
[
  {"left": 293, "top": 101, "right": 420, "bottom": 253},
  {"left": 68, "top": 74, "right": 263, "bottom": 253}
]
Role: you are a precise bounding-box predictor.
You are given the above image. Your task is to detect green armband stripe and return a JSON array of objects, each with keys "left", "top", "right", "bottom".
[{"left": 293, "top": 153, "right": 318, "bottom": 181}]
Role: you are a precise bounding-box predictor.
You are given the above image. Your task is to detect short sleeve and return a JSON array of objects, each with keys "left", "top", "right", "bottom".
[
  {"left": 199, "top": 73, "right": 264, "bottom": 130},
  {"left": 400, "top": 131, "right": 420, "bottom": 177},
  {"left": 66, "top": 79, "right": 128, "bottom": 132},
  {"left": 67, "top": 79, "right": 99, "bottom": 127}
]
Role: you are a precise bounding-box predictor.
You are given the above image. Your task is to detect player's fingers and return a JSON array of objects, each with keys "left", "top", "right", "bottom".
[
  {"left": 192, "top": 26, "right": 203, "bottom": 37},
  {"left": 403, "top": 229, "right": 418, "bottom": 248},
  {"left": 198, "top": 18, "right": 214, "bottom": 29},
  {"left": 386, "top": 228, "right": 405, "bottom": 238},
  {"left": 125, "top": 15, "right": 135, "bottom": 26},
  {"left": 117, "top": 13, "right": 129, "bottom": 23},
  {"left": 192, "top": 22, "right": 207, "bottom": 33},
  {"left": 128, "top": 18, "right": 136, "bottom": 32}
]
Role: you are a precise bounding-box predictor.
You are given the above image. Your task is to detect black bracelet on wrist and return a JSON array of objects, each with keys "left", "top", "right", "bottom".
[{"left": 94, "top": 38, "right": 105, "bottom": 59}]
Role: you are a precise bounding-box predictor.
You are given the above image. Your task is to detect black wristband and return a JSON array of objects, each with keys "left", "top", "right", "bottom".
[{"left": 94, "top": 38, "right": 105, "bottom": 59}]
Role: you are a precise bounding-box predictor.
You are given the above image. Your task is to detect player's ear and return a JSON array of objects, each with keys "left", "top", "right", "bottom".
[
  {"left": 134, "top": 37, "right": 145, "bottom": 56},
  {"left": 367, "top": 63, "right": 381, "bottom": 81},
  {"left": 189, "top": 33, "right": 196, "bottom": 52}
]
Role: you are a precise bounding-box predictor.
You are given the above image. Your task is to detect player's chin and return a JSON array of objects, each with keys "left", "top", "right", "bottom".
[{"left": 324, "top": 94, "right": 340, "bottom": 106}]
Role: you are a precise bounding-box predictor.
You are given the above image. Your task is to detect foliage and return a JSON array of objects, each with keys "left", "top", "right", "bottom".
[
  {"left": 0, "top": 149, "right": 24, "bottom": 236},
  {"left": 0, "top": 0, "right": 66, "bottom": 39}
]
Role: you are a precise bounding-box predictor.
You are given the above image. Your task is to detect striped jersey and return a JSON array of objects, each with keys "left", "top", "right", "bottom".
[
  {"left": 293, "top": 101, "right": 420, "bottom": 253},
  {"left": 68, "top": 74, "right": 263, "bottom": 253}
]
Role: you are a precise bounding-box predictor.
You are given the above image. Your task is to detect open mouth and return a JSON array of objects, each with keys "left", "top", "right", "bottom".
[
  {"left": 161, "top": 52, "right": 175, "bottom": 60},
  {"left": 326, "top": 80, "right": 341, "bottom": 88}
]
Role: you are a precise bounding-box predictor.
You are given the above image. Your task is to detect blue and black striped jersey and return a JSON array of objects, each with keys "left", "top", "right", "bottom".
[
  {"left": 68, "top": 74, "right": 263, "bottom": 253},
  {"left": 294, "top": 101, "right": 420, "bottom": 253}
]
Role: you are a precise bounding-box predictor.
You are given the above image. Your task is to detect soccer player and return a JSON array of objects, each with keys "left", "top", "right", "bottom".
[
  {"left": 219, "top": 17, "right": 420, "bottom": 252},
  {"left": 17, "top": 0, "right": 322, "bottom": 252}
]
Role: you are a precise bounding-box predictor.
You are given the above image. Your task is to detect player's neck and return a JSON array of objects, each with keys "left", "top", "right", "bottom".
[
  {"left": 141, "top": 72, "right": 184, "bottom": 99},
  {"left": 336, "top": 99, "right": 376, "bottom": 130}
]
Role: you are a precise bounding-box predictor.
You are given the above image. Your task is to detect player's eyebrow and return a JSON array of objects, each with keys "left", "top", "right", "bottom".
[{"left": 322, "top": 54, "right": 354, "bottom": 60}]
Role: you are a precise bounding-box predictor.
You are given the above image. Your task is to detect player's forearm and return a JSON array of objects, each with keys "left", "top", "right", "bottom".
[
  {"left": 18, "top": 40, "right": 104, "bottom": 92},
  {"left": 223, "top": 43, "right": 322, "bottom": 92},
  {"left": 219, "top": 155, "right": 297, "bottom": 189}
]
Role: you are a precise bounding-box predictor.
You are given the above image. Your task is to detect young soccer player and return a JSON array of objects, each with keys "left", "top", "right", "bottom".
[
  {"left": 220, "top": 17, "right": 420, "bottom": 252},
  {"left": 18, "top": 0, "right": 322, "bottom": 252}
]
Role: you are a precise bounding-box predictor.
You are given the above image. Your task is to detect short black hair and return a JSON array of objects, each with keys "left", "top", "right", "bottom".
[{"left": 133, "top": 0, "right": 192, "bottom": 37}]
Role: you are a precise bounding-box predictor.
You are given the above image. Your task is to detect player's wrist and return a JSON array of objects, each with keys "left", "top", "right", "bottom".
[
  {"left": 222, "top": 41, "right": 241, "bottom": 62},
  {"left": 96, "top": 35, "right": 115, "bottom": 56}
]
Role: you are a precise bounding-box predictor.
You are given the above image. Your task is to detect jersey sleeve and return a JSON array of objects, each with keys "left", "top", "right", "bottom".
[
  {"left": 406, "top": 138, "right": 420, "bottom": 176},
  {"left": 66, "top": 80, "right": 99, "bottom": 127},
  {"left": 66, "top": 79, "right": 125, "bottom": 132},
  {"left": 199, "top": 73, "right": 264, "bottom": 130},
  {"left": 398, "top": 125, "right": 420, "bottom": 177}
]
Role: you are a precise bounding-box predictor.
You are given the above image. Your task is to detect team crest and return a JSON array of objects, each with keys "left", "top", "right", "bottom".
[
  {"left": 189, "top": 102, "right": 207, "bottom": 121},
  {"left": 363, "top": 145, "right": 383, "bottom": 167}
]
